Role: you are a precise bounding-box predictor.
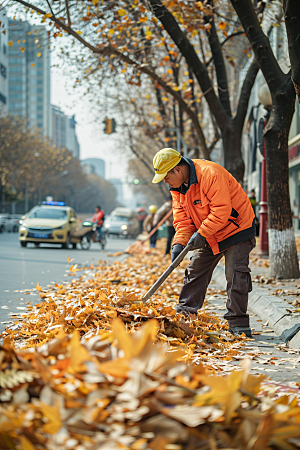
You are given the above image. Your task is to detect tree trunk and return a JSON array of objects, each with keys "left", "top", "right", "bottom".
[
  {"left": 222, "top": 124, "right": 245, "bottom": 183},
  {"left": 264, "top": 80, "right": 299, "bottom": 279},
  {"left": 283, "top": 0, "right": 300, "bottom": 103}
]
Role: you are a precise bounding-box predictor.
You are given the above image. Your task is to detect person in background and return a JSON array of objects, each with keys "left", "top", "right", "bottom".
[
  {"left": 92, "top": 205, "right": 105, "bottom": 240},
  {"left": 143, "top": 205, "right": 158, "bottom": 248},
  {"left": 137, "top": 207, "right": 147, "bottom": 233},
  {"left": 249, "top": 189, "right": 259, "bottom": 236},
  {"left": 153, "top": 196, "right": 174, "bottom": 255}
]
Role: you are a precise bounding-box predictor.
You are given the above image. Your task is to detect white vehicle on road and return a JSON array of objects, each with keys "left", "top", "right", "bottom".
[{"left": 4, "top": 214, "right": 23, "bottom": 233}]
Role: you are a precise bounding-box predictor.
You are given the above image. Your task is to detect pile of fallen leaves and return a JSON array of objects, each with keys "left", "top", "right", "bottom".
[
  {"left": 1, "top": 241, "right": 248, "bottom": 368},
  {"left": 1, "top": 319, "right": 300, "bottom": 450}
]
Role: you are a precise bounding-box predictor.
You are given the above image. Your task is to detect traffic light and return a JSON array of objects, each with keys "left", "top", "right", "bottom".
[
  {"left": 133, "top": 178, "right": 140, "bottom": 185},
  {"left": 103, "top": 117, "right": 117, "bottom": 134}
]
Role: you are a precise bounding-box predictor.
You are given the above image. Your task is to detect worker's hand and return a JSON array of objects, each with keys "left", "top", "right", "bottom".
[
  {"left": 187, "top": 231, "right": 206, "bottom": 250},
  {"left": 171, "top": 244, "right": 185, "bottom": 262}
]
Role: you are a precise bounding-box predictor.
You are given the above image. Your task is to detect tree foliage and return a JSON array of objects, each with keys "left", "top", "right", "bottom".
[
  {"left": 9, "top": 0, "right": 271, "bottom": 180},
  {"left": 0, "top": 112, "right": 119, "bottom": 213}
]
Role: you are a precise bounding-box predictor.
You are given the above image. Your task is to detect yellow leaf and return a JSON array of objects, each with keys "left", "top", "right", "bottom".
[
  {"left": 195, "top": 1, "right": 203, "bottom": 9},
  {"left": 37, "top": 52, "right": 41, "bottom": 57},
  {"left": 218, "top": 21, "right": 226, "bottom": 30},
  {"left": 36, "top": 282, "right": 42, "bottom": 291},
  {"left": 19, "top": 436, "right": 35, "bottom": 450},
  {"left": 70, "top": 331, "right": 91, "bottom": 372},
  {"left": 69, "top": 264, "right": 78, "bottom": 273},
  {"left": 112, "top": 318, "right": 158, "bottom": 359},
  {"left": 39, "top": 402, "right": 61, "bottom": 434},
  {"left": 118, "top": 8, "right": 127, "bottom": 17},
  {"left": 31, "top": 63, "right": 35, "bottom": 67},
  {"left": 97, "top": 357, "right": 129, "bottom": 378},
  {"left": 68, "top": 256, "right": 74, "bottom": 264},
  {"left": 77, "top": 31, "right": 82, "bottom": 35},
  {"left": 8, "top": 41, "right": 13, "bottom": 46},
  {"left": 196, "top": 369, "right": 244, "bottom": 423},
  {"left": 108, "top": 29, "right": 115, "bottom": 35}
]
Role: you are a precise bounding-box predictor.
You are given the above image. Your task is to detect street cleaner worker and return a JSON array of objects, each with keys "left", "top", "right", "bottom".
[{"left": 152, "top": 148, "right": 256, "bottom": 338}]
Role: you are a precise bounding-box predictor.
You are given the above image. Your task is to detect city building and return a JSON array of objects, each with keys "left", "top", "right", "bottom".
[
  {"left": 8, "top": 19, "right": 51, "bottom": 135},
  {"left": 81, "top": 158, "right": 105, "bottom": 179},
  {"left": 51, "top": 105, "right": 80, "bottom": 158},
  {"left": 109, "top": 178, "right": 124, "bottom": 205},
  {"left": 0, "top": 9, "right": 8, "bottom": 111}
]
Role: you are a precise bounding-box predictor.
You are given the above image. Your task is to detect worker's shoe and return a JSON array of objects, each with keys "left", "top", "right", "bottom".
[
  {"left": 176, "top": 305, "right": 197, "bottom": 321},
  {"left": 229, "top": 326, "right": 252, "bottom": 338}
]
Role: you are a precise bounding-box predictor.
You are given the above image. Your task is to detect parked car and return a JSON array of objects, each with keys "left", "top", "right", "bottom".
[
  {"left": 104, "top": 207, "right": 139, "bottom": 238},
  {"left": 0, "top": 214, "right": 9, "bottom": 233},
  {"left": 4, "top": 214, "right": 23, "bottom": 233}
]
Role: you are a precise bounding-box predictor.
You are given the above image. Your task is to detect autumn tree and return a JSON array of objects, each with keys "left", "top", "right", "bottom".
[
  {"left": 0, "top": 113, "right": 119, "bottom": 213},
  {"left": 9, "top": 0, "right": 270, "bottom": 181}
]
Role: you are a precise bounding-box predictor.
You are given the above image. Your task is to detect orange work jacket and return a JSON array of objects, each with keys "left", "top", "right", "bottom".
[{"left": 171, "top": 158, "right": 255, "bottom": 255}]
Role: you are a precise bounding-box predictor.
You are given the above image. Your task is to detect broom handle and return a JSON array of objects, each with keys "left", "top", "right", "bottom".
[
  {"left": 141, "top": 243, "right": 193, "bottom": 303},
  {"left": 142, "top": 209, "right": 173, "bottom": 245}
]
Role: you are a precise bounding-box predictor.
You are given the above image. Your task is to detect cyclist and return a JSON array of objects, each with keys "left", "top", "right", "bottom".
[{"left": 92, "top": 205, "right": 105, "bottom": 241}]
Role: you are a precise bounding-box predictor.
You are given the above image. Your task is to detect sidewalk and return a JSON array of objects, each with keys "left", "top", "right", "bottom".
[{"left": 210, "top": 238, "right": 300, "bottom": 349}]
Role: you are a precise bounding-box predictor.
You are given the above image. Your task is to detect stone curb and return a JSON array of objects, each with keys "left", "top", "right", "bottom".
[{"left": 210, "top": 264, "right": 300, "bottom": 349}]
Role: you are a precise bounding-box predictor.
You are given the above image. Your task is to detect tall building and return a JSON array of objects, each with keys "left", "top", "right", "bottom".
[
  {"left": 109, "top": 178, "right": 124, "bottom": 204},
  {"left": 8, "top": 19, "right": 51, "bottom": 136},
  {"left": 82, "top": 158, "right": 105, "bottom": 179},
  {"left": 0, "top": 9, "right": 8, "bottom": 110},
  {"left": 51, "top": 105, "right": 80, "bottom": 158}
]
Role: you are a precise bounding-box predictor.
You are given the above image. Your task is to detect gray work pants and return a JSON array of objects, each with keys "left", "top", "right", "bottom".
[{"left": 177, "top": 238, "right": 256, "bottom": 327}]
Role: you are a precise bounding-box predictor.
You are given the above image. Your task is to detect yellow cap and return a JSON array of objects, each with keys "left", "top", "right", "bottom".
[
  {"left": 152, "top": 148, "right": 182, "bottom": 183},
  {"left": 149, "top": 204, "right": 157, "bottom": 213}
]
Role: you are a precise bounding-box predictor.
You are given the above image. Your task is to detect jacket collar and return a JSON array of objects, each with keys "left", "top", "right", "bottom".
[{"left": 169, "top": 157, "right": 198, "bottom": 195}]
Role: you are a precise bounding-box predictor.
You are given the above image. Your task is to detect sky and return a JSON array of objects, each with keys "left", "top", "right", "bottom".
[
  {"left": 51, "top": 60, "right": 133, "bottom": 202},
  {"left": 51, "top": 66, "right": 125, "bottom": 180}
]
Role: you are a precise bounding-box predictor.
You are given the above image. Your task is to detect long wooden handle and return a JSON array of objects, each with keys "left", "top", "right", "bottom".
[
  {"left": 141, "top": 209, "right": 173, "bottom": 245},
  {"left": 141, "top": 243, "right": 193, "bottom": 303}
]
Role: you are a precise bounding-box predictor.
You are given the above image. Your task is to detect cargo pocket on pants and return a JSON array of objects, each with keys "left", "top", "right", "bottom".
[{"left": 232, "top": 267, "right": 252, "bottom": 293}]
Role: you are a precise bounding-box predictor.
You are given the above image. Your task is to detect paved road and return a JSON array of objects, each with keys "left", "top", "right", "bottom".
[{"left": 0, "top": 232, "right": 134, "bottom": 333}]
